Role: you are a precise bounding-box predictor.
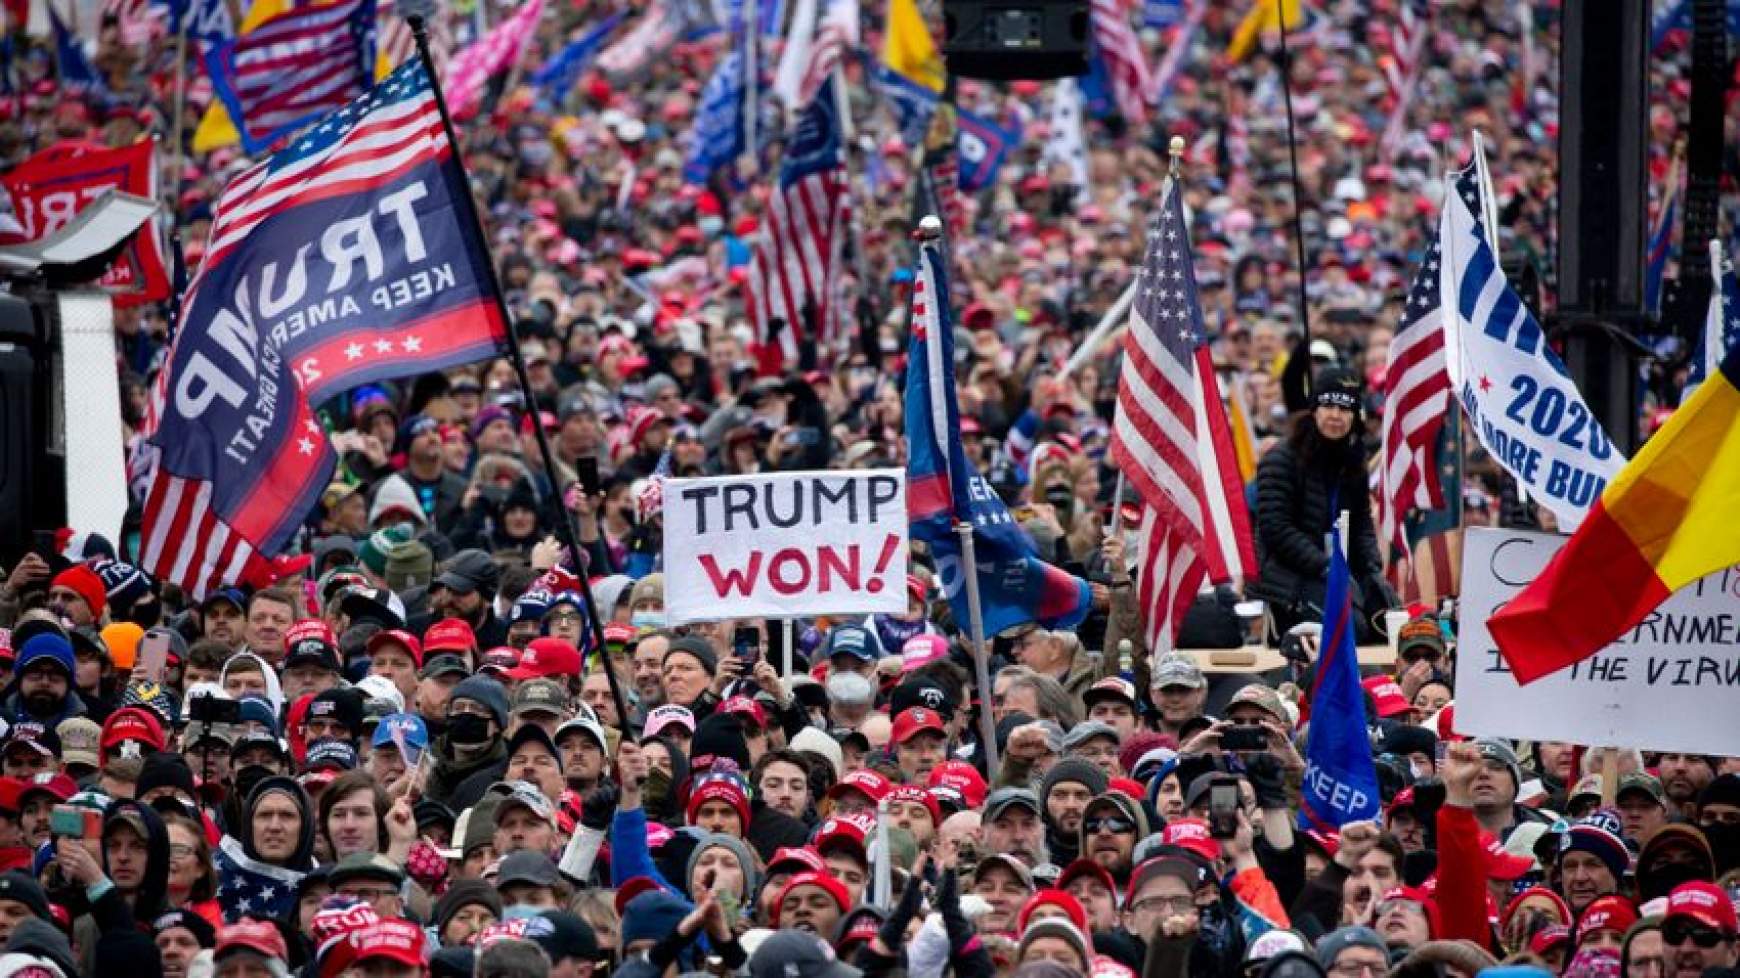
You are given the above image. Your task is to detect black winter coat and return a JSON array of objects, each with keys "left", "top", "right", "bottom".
[{"left": 1251, "top": 435, "right": 1382, "bottom": 618}]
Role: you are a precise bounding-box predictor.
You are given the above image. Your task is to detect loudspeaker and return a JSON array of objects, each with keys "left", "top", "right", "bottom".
[{"left": 942, "top": 0, "right": 1089, "bottom": 80}]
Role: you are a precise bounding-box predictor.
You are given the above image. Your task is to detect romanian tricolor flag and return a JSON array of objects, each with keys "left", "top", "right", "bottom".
[{"left": 1490, "top": 348, "right": 1740, "bottom": 683}]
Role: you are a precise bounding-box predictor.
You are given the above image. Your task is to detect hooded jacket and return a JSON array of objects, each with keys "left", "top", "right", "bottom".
[
  {"left": 238, "top": 776, "right": 317, "bottom": 870},
  {"left": 102, "top": 799, "right": 171, "bottom": 923},
  {"left": 219, "top": 652, "right": 285, "bottom": 718}
]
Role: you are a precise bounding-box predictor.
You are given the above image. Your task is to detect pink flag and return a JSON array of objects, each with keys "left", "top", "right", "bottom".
[{"left": 443, "top": 0, "right": 545, "bottom": 119}]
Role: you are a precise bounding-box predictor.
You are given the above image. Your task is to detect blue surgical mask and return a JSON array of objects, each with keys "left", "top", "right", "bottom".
[
  {"left": 631, "top": 611, "right": 666, "bottom": 630},
  {"left": 502, "top": 904, "right": 544, "bottom": 921}
]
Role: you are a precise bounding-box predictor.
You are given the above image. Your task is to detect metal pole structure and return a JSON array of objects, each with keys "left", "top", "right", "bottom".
[
  {"left": 409, "top": 16, "right": 632, "bottom": 736},
  {"left": 1058, "top": 281, "right": 1136, "bottom": 381},
  {"left": 1274, "top": 1, "right": 1314, "bottom": 378},
  {"left": 781, "top": 616, "right": 793, "bottom": 677},
  {"left": 953, "top": 521, "right": 999, "bottom": 783},
  {"left": 169, "top": 19, "right": 190, "bottom": 203},
  {"left": 742, "top": 0, "right": 759, "bottom": 175}
]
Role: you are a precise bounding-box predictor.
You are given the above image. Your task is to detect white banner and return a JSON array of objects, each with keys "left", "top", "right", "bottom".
[
  {"left": 662, "top": 470, "right": 909, "bottom": 623},
  {"left": 1455, "top": 526, "right": 1740, "bottom": 755},
  {"left": 1441, "top": 164, "right": 1625, "bottom": 531}
]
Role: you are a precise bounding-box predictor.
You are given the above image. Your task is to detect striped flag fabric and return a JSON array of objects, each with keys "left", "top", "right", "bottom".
[
  {"left": 745, "top": 77, "right": 850, "bottom": 374},
  {"left": 1685, "top": 239, "right": 1740, "bottom": 403},
  {"left": 637, "top": 443, "right": 674, "bottom": 519},
  {"left": 203, "top": 0, "right": 378, "bottom": 153},
  {"left": 796, "top": 0, "right": 858, "bottom": 106},
  {"left": 596, "top": 0, "right": 685, "bottom": 79},
  {"left": 1110, "top": 177, "right": 1256, "bottom": 651},
  {"left": 1645, "top": 152, "right": 1682, "bottom": 315},
  {"left": 442, "top": 0, "right": 545, "bottom": 120},
  {"left": 1378, "top": 0, "right": 1429, "bottom": 151},
  {"left": 378, "top": 9, "right": 452, "bottom": 75},
  {"left": 1089, "top": 0, "right": 1151, "bottom": 122},
  {"left": 137, "top": 60, "right": 508, "bottom": 597},
  {"left": 1376, "top": 229, "right": 1451, "bottom": 560}
]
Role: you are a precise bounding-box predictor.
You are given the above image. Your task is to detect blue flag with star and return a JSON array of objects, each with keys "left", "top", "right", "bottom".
[{"left": 904, "top": 235, "right": 1092, "bottom": 634}]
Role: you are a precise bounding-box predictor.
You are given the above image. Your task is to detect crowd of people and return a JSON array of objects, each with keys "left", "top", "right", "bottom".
[{"left": 2, "top": 0, "right": 1737, "bottom": 976}]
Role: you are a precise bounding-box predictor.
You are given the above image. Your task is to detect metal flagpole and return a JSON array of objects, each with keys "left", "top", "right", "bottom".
[
  {"left": 169, "top": 18, "right": 190, "bottom": 202},
  {"left": 918, "top": 212, "right": 1000, "bottom": 782},
  {"left": 743, "top": 0, "right": 759, "bottom": 175},
  {"left": 1058, "top": 280, "right": 1137, "bottom": 381},
  {"left": 1274, "top": 0, "right": 1314, "bottom": 379},
  {"left": 409, "top": 16, "right": 633, "bottom": 737}
]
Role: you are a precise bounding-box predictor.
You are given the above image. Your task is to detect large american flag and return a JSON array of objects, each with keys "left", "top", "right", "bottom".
[
  {"left": 1375, "top": 215, "right": 1451, "bottom": 560},
  {"left": 796, "top": 0, "right": 858, "bottom": 106},
  {"left": 1090, "top": 0, "right": 1152, "bottom": 123},
  {"left": 745, "top": 77, "right": 850, "bottom": 374},
  {"left": 1109, "top": 179, "right": 1255, "bottom": 652},
  {"left": 138, "top": 60, "right": 505, "bottom": 597},
  {"left": 1377, "top": 0, "right": 1429, "bottom": 152},
  {"left": 203, "top": 0, "right": 378, "bottom": 153}
]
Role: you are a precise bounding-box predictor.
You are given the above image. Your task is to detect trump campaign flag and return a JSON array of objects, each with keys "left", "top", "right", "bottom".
[
  {"left": 904, "top": 227, "right": 1092, "bottom": 635},
  {"left": 1442, "top": 145, "right": 1625, "bottom": 531},
  {"left": 0, "top": 140, "right": 168, "bottom": 305},
  {"left": 1298, "top": 526, "right": 1381, "bottom": 831},
  {"left": 137, "top": 60, "right": 508, "bottom": 597}
]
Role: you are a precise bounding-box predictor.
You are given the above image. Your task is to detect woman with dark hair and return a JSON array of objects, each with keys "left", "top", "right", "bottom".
[{"left": 1251, "top": 368, "right": 1388, "bottom": 638}]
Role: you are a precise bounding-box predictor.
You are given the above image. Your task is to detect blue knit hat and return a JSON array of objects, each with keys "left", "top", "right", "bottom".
[
  {"left": 15, "top": 634, "right": 74, "bottom": 682},
  {"left": 1558, "top": 809, "right": 1630, "bottom": 880},
  {"left": 449, "top": 676, "right": 509, "bottom": 728},
  {"left": 620, "top": 890, "right": 691, "bottom": 948}
]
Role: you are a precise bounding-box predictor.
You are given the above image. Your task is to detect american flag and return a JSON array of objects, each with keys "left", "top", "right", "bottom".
[
  {"left": 139, "top": 60, "right": 505, "bottom": 597},
  {"left": 442, "top": 0, "right": 545, "bottom": 120},
  {"left": 1090, "top": 0, "right": 1152, "bottom": 123},
  {"left": 203, "top": 0, "right": 378, "bottom": 153},
  {"left": 215, "top": 835, "right": 307, "bottom": 922},
  {"left": 1377, "top": 0, "right": 1429, "bottom": 152},
  {"left": 795, "top": 0, "right": 858, "bottom": 106},
  {"left": 636, "top": 443, "right": 673, "bottom": 519},
  {"left": 378, "top": 8, "right": 452, "bottom": 75},
  {"left": 596, "top": 0, "right": 685, "bottom": 79},
  {"left": 1375, "top": 217, "right": 1451, "bottom": 560},
  {"left": 745, "top": 77, "right": 850, "bottom": 374},
  {"left": 1110, "top": 179, "right": 1255, "bottom": 652}
]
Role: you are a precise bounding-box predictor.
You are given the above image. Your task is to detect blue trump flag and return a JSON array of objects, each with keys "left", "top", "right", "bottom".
[
  {"left": 904, "top": 234, "right": 1092, "bottom": 635},
  {"left": 531, "top": 12, "right": 625, "bottom": 102},
  {"left": 1297, "top": 526, "right": 1381, "bottom": 832},
  {"left": 955, "top": 107, "right": 1018, "bottom": 192}
]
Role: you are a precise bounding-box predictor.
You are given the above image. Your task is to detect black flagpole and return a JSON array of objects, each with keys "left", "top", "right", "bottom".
[
  {"left": 407, "top": 16, "right": 633, "bottom": 738},
  {"left": 1275, "top": 4, "right": 1314, "bottom": 391}
]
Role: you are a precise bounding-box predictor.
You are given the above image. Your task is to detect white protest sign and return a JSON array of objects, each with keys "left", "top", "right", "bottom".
[
  {"left": 1455, "top": 525, "right": 1740, "bottom": 755},
  {"left": 662, "top": 470, "right": 909, "bottom": 623}
]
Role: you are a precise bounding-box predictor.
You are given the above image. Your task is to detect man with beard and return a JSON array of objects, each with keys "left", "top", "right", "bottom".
[
  {"left": 427, "top": 551, "right": 508, "bottom": 649},
  {"left": 1657, "top": 754, "right": 1715, "bottom": 820},
  {"left": 1040, "top": 759, "right": 1106, "bottom": 867},
  {"left": 395, "top": 414, "right": 468, "bottom": 527},
  {"left": 200, "top": 590, "right": 246, "bottom": 649},
  {"left": 982, "top": 788, "right": 1047, "bottom": 867},
  {"left": 1078, "top": 792, "right": 1146, "bottom": 888},
  {"left": 3, "top": 635, "right": 84, "bottom": 727},
  {"left": 555, "top": 715, "right": 609, "bottom": 794},
  {"left": 774, "top": 872, "right": 848, "bottom": 936}
]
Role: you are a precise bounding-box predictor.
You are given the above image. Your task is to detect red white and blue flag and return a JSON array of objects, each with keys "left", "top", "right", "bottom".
[
  {"left": 204, "top": 0, "right": 378, "bottom": 153},
  {"left": 904, "top": 229, "right": 1092, "bottom": 635},
  {"left": 137, "top": 60, "right": 508, "bottom": 597}
]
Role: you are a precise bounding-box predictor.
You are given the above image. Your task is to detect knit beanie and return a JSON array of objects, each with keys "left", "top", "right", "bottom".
[
  {"left": 1042, "top": 758, "right": 1110, "bottom": 808},
  {"left": 1559, "top": 810, "right": 1630, "bottom": 881},
  {"left": 1314, "top": 927, "right": 1385, "bottom": 970},
  {"left": 686, "top": 773, "right": 751, "bottom": 828},
  {"left": 432, "top": 879, "right": 502, "bottom": 935},
  {"left": 689, "top": 713, "right": 751, "bottom": 772},
  {"left": 665, "top": 636, "right": 718, "bottom": 676},
  {"left": 1018, "top": 918, "right": 1091, "bottom": 969},
  {"left": 1475, "top": 738, "right": 1522, "bottom": 790},
  {"left": 684, "top": 832, "right": 761, "bottom": 901},
  {"left": 448, "top": 676, "right": 509, "bottom": 728},
  {"left": 49, "top": 565, "right": 106, "bottom": 619},
  {"left": 621, "top": 890, "right": 690, "bottom": 948}
]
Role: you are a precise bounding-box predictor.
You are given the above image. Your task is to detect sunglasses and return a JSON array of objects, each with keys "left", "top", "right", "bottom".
[
  {"left": 1084, "top": 816, "right": 1135, "bottom": 835},
  {"left": 1663, "top": 923, "right": 1731, "bottom": 948}
]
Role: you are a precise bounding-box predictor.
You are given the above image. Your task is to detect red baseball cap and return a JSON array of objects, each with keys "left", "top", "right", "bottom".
[
  {"left": 614, "top": 876, "right": 663, "bottom": 917},
  {"left": 827, "top": 769, "right": 891, "bottom": 805},
  {"left": 927, "top": 760, "right": 988, "bottom": 808},
  {"left": 1160, "top": 818, "right": 1220, "bottom": 864},
  {"left": 719, "top": 696, "right": 768, "bottom": 728},
  {"left": 884, "top": 785, "right": 940, "bottom": 826},
  {"left": 1664, "top": 881, "right": 1739, "bottom": 934},
  {"left": 1481, "top": 832, "right": 1536, "bottom": 881},
  {"left": 507, "top": 638, "right": 582, "bottom": 681},
  {"left": 101, "top": 707, "right": 166, "bottom": 753},
  {"left": 16, "top": 772, "right": 74, "bottom": 805},
  {"left": 284, "top": 619, "right": 337, "bottom": 652},
  {"left": 1577, "top": 895, "right": 1638, "bottom": 944},
  {"left": 772, "top": 873, "right": 849, "bottom": 926},
  {"left": 891, "top": 707, "right": 946, "bottom": 745},
  {"left": 1016, "top": 889, "right": 1089, "bottom": 935},
  {"left": 348, "top": 919, "right": 425, "bottom": 968},
  {"left": 216, "top": 920, "right": 289, "bottom": 962},
  {"left": 813, "top": 811, "right": 875, "bottom": 856},
  {"left": 767, "top": 846, "right": 827, "bottom": 876},
  {"left": 366, "top": 629, "right": 424, "bottom": 667},
  {"left": 1362, "top": 677, "right": 1412, "bottom": 719},
  {"left": 424, "top": 619, "right": 477, "bottom": 654}
]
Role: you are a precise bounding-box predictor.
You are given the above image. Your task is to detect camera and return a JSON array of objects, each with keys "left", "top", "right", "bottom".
[{"left": 189, "top": 694, "right": 242, "bottom": 726}]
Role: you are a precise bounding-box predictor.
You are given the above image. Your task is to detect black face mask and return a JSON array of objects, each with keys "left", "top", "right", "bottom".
[
  {"left": 1702, "top": 822, "right": 1740, "bottom": 875},
  {"left": 447, "top": 713, "right": 492, "bottom": 746},
  {"left": 1640, "top": 860, "right": 1709, "bottom": 902}
]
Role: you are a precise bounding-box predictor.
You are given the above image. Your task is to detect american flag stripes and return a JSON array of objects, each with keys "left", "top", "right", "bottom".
[
  {"left": 637, "top": 444, "right": 674, "bottom": 519},
  {"left": 796, "top": 0, "right": 858, "bottom": 106},
  {"left": 442, "top": 0, "right": 545, "bottom": 120},
  {"left": 1378, "top": 0, "right": 1429, "bottom": 152},
  {"left": 745, "top": 78, "right": 851, "bottom": 374},
  {"left": 203, "top": 0, "right": 379, "bottom": 153},
  {"left": 1376, "top": 233, "right": 1450, "bottom": 560},
  {"left": 1110, "top": 178, "right": 1254, "bottom": 651},
  {"left": 1090, "top": 0, "right": 1151, "bottom": 122}
]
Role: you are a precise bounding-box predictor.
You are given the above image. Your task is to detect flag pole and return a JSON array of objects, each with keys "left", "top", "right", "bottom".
[
  {"left": 409, "top": 16, "right": 633, "bottom": 738},
  {"left": 1274, "top": 0, "right": 1314, "bottom": 382},
  {"left": 919, "top": 212, "right": 999, "bottom": 784},
  {"left": 169, "top": 17, "right": 190, "bottom": 203}
]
